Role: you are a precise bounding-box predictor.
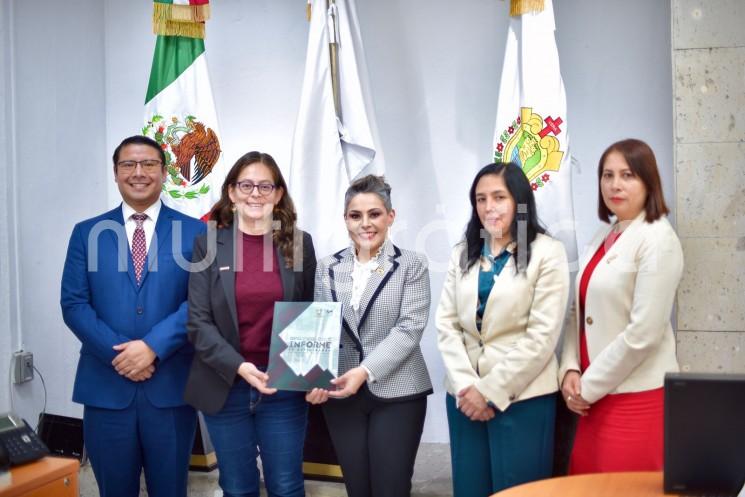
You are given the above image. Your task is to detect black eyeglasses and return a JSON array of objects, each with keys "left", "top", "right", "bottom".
[
  {"left": 117, "top": 160, "right": 163, "bottom": 171},
  {"left": 235, "top": 181, "right": 277, "bottom": 196}
]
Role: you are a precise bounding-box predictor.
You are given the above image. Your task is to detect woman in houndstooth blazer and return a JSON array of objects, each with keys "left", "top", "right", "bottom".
[{"left": 306, "top": 175, "right": 433, "bottom": 497}]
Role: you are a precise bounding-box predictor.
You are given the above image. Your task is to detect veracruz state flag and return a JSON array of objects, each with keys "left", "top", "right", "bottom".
[{"left": 493, "top": 0, "right": 577, "bottom": 263}]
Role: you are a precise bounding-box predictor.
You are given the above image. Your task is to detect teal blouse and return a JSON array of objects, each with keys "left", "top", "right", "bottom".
[{"left": 476, "top": 242, "right": 512, "bottom": 332}]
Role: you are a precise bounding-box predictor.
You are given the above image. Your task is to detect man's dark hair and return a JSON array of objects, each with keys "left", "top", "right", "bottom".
[{"left": 112, "top": 135, "right": 166, "bottom": 170}]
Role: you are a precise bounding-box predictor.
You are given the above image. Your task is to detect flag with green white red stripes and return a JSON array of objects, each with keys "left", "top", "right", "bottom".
[{"left": 143, "top": 6, "right": 225, "bottom": 219}]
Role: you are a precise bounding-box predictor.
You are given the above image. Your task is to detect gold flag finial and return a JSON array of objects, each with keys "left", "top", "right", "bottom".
[
  {"left": 306, "top": 0, "right": 311, "bottom": 22},
  {"left": 509, "top": 0, "right": 545, "bottom": 17}
]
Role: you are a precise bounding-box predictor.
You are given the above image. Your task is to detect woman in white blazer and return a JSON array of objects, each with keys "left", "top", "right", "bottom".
[
  {"left": 436, "top": 162, "right": 569, "bottom": 496},
  {"left": 306, "top": 175, "right": 432, "bottom": 497},
  {"left": 559, "top": 138, "right": 683, "bottom": 474}
]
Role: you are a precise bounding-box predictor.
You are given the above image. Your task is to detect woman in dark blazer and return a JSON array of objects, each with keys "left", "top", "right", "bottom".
[
  {"left": 184, "top": 152, "right": 316, "bottom": 497},
  {"left": 306, "top": 175, "right": 433, "bottom": 497}
]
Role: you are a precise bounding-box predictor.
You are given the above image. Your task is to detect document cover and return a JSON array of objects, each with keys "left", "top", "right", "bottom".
[{"left": 267, "top": 301, "right": 342, "bottom": 391}]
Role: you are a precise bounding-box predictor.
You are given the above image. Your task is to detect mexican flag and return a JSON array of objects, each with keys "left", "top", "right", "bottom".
[
  {"left": 493, "top": 0, "right": 577, "bottom": 262},
  {"left": 143, "top": 31, "right": 225, "bottom": 219},
  {"left": 288, "top": 0, "right": 384, "bottom": 257}
]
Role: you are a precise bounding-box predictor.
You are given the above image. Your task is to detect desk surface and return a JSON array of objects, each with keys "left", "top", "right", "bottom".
[
  {"left": 0, "top": 457, "right": 79, "bottom": 497},
  {"left": 492, "top": 472, "right": 679, "bottom": 497}
]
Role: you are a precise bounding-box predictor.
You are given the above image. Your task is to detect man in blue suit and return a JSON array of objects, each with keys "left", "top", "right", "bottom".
[{"left": 61, "top": 135, "right": 206, "bottom": 497}]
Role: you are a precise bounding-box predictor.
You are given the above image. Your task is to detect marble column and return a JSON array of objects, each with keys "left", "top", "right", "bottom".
[{"left": 673, "top": 0, "right": 745, "bottom": 372}]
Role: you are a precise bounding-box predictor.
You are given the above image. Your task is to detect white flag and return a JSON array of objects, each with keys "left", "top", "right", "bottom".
[
  {"left": 289, "top": 0, "right": 384, "bottom": 257},
  {"left": 493, "top": 0, "right": 577, "bottom": 262},
  {"left": 143, "top": 35, "right": 226, "bottom": 219}
]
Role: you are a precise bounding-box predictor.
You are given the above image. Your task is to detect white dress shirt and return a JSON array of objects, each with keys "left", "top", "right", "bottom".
[{"left": 122, "top": 200, "right": 162, "bottom": 252}]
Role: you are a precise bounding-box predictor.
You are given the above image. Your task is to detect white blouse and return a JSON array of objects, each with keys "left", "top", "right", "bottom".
[{"left": 349, "top": 250, "right": 383, "bottom": 311}]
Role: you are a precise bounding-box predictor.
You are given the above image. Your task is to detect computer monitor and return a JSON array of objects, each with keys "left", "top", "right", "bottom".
[
  {"left": 37, "top": 413, "right": 85, "bottom": 462},
  {"left": 664, "top": 372, "right": 745, "bottom": 495}
]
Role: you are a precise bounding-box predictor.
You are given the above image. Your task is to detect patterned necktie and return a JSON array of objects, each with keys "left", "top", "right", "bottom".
[{"left": 131, "top": 213, "right": 148, "bottom": 284}]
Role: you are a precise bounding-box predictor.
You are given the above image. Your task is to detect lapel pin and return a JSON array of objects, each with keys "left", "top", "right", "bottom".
[{"left": 375, "top": 266, "right": 385, "bottom": 275}]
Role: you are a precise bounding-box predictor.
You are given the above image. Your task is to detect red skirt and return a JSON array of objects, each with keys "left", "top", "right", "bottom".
[{"left": 569, "top": 387, "right": 664, "bottom": 474}]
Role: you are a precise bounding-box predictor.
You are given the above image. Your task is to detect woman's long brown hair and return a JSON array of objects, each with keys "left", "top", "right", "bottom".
[{"left": 209, "top": 151, "right": 299, "bottom": 268}]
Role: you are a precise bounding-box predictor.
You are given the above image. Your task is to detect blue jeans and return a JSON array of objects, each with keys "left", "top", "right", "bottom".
[{"left": 203, "top": 381, "right": 308, "bottom": 497}]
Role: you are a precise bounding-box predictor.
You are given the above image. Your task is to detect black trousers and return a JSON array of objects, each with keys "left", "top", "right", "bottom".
[{"left": 322, "top": 387, "right": 427, "bottom": 497}]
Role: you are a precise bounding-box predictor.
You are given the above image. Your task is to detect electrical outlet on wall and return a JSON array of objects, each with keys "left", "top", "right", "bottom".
[{"left": 12, "top": 350, "right": 34, "bottom": 384}]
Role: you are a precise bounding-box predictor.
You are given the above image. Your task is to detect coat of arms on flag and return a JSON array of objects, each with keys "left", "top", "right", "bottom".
[
  {"left": 142, "top": 115, "right": 220, "bottom": 201},
  {"left": 494, "top": 107, "right": 564, "bottom": 191}
]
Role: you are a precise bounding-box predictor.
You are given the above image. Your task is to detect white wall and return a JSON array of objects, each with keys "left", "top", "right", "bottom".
[
  {"left": 1, "top": 0, "right": 107, "bottom": 422},
  {"left": 556, "top": 0, "right": 675, "bottom": 231},
  {"left": 1, "top": 1, "right": 18, "bottom": 413},
  {"left": 4, "top": 0, "right": 672, "bottom": 443}
]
